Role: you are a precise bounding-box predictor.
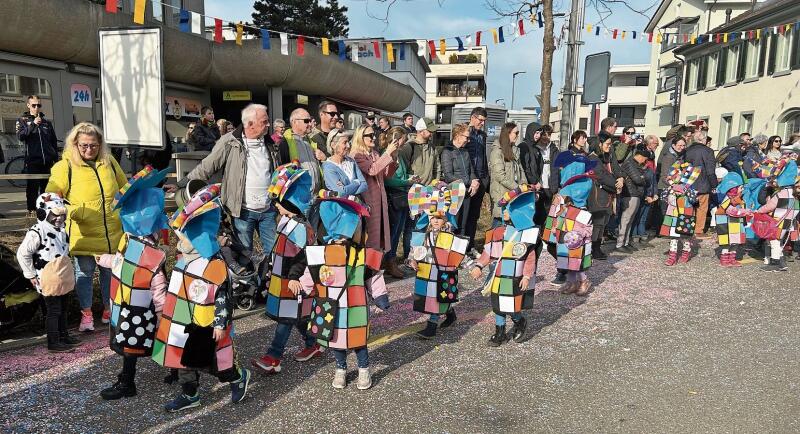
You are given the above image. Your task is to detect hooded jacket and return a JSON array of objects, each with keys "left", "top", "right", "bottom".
[
  {"left": 190, "top": 121, "right": 221, "bottom": 152},
  {"left": 518, "top": 122, "right": 559, "bottom": 194}
]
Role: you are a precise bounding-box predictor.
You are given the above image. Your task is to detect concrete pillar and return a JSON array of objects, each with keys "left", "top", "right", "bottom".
[{"left": 268, "top": 86, "right": 283, "bottom": 122}]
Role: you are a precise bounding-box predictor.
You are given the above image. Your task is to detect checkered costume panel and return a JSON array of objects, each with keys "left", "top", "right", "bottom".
[
  {"left": 109, "top": 235, "right": 166, "bottom": 357},
  {"left": 482, "top": 226, "right": 539, "bottom": 315},
  {"left": 306, "top": 244, "right": 381, "bottom": 350},
  {"left": 660, "top": 193, "right": 697, "bottom": 238},
  {"left": 541, "top": 195, "right": 563, "bottom": 245},
  {"left": 775, "top": 188, "right": 800, "bottom": 241},
  {"left": 551, "top": 205, "right": 592, "bottom": 271},
  {"left": 152, "top": 256, "right": 234, "bottom": 372},
  {"left": 715, "top": 197, "right": 746, "bottom": 246},
  {"left": 266, "top": 216, "right": 314, "bottom": 322},
  {"left": 410, "top": 230, "right": 469, "bottom": 315}
]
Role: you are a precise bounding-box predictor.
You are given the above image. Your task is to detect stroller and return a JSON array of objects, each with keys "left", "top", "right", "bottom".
[
  {"left": 0, "top": 243, "right": 42, "bottom": 333},
  {"left": 219, "top": 213, "right": 270, "bottom": 311}
]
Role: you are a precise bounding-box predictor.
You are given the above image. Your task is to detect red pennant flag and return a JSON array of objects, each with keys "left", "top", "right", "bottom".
[
  {"left": 683, "top": 34, "right": 688, "bottom": 43},
  {"left": 518, "top": 19, "right": 525, "bottom": 36},
  {"left": 213, "top": 19, "right": 223, "bottom": 43},
  {"left": 715, "top": 33, "right": 721, "bottom": 43},
  {"left": 476, "top": 31, "right": 482, "bottom": 46},
  {"left": 428, "top": 40, "right": 436, "bottom": 57},
  {"left": 646, "top": 33, "right": 652, "bottom": 42},
  {"left": 779, "top": 25, "right": 786, "bottom": 35},
  {"left": 612, "top": 29, "right": 618, "bottom": 39},
  {"left": 373, "top": 41, "right": 381, "bottom": 58},
  {"left": 105, "top": 0, "right": 118, "bottom": 13},
  {"left": 297, "top": 36, "right": 305, "bottom": 56}
]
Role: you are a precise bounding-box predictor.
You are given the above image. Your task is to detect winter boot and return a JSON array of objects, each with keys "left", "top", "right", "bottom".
[
  {"left": 761, "top": 259, "right": 782, "bottom": 272},
  {"left": 509, "top": 317, "right": 527, "bottom": 343},
  {"left": 416, "top": 321, "right": 437, "bottom": 340},
  {"left": 575, "top": 280, "right": 593, "bottom": 296},
  {"left": 678, "top": 250, "right": 691, "bottom": 263},
  {"left": 727, "top": 252, "right": 742, "bottom": 267},
  {"left": 664, "top": 251, "right": 678, "bottom": 266},
  {"left": 385, "top": 259, "right": 404, "bottom": 279},
  {"left": 440, "top": 309, "right": 457, "bottom": 329},
  {"left": 47, "top": 332, "right": 73, "bottom": 353},
  {"left": 60, "top": 333, "right": 82, "bottom": 347},
  {"left": 777, "top": 256, "right": 788, "bottom": 271},
  {"left": 592, "top": 241, "right": 608, "bottom": 260},
  {"left": 719, "top": 252, "right": 731, "bottom": 267},
  {"left": 488, "top": 325, "right": 509, "bottom": 347},
  {"left": 100, "top": 374, "right": 138, "bottom": 400}
]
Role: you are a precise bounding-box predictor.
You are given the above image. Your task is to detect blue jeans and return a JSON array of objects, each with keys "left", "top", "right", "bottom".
[
  {"left": 74, "top": 255, "right": 111, "bottom": 311},
  {"left": 402, "top": 215, "right": 416, "bottom": 260},
  {"left": 386, "top": 205, "right": 408, "bottom": 260},
  {"left": 632, "top": 201, "right": 651, "bottom": 237},
  {"left": 333, "top": 347, "right": 369, "bottom": 369},
  {"left": 495, "top": 313, "right": 523, "bottom": 326},
  {"left": 233, "top": 207, "right": 278, "bottom": 254},
  {"left": 267, "top": 320, "right": 315, "bottom": 359}
]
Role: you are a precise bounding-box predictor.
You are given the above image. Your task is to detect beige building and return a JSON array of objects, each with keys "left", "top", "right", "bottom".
[
  {"left": 425, "top": 46, "right": 488, "bottom": 131},
  {"left": 675, "top": 0, "right": 800, "bottom": 148},
  {"left": 643, "top": 0, "right": 767, "bottom": 139}
]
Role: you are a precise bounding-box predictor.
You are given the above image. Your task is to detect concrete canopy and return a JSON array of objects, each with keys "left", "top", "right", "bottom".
[{"left": 0, "top": 0, "right": 414, "bottom": 112}]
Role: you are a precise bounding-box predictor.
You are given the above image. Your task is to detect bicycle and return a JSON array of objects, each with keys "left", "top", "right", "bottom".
[{"left": 3, "top": 140, "right": 64, "bottom": 188}]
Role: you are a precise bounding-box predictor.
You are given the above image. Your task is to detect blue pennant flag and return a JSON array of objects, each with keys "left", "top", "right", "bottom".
[
  {"left": 498, "top": 27, "right": 505, "bottom": 43},
  {"left": 179, "top": 9, "right": 190, "bottom": 33},
  {"left": 338, "top": 40, "right": 346, "bottom": 61},
  {"left": 261, "top": 29, "right": 271, "bottom": 49},
  {"left": 537, "top": 12, "right": 544, "bottom": 28},
  {"left": 632, "top": 31, "right": 637, "bottom": 39},
  {"left": 455, "top": 37, "right": 464, "bottom": 51},
  {"left": 399, "top": 43, "right": 406, "bottom": 60}
]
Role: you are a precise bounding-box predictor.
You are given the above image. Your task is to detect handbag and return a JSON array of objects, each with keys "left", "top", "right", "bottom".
[
  {"left": 40, "top": 256, "right": 75, "bottom": 297},
  {"left": 675, "top": 214, "right": 696, "bottom": 236},
  {"left": 178, "top": 278, "right": 218, "bottom": 368},
  {"left": 752, "top": 212, "right": 780, "bottom": 241},
  {"left": 112, "top": 302, "right": 157, "bottom": 355},
  {"left": 426, "top": 232, "right": 460, "bottom": 303}
]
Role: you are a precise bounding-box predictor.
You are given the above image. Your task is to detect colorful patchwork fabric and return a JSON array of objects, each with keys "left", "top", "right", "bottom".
[
  {"left": 408, "top": 180, "right": 466, "bottom": 218},
  {"left": 773, "top": 188, "right": 800, "bottom": 240},
  {"left": 108, "top": 235, "right": 166, "bottom": 357},
  {"left": 305, "top": 243, "right": 382, "bottom": 349},
  {"left": 266, "top": 215, "right": 314, "bottom": 322},
  {"left": 498, "top": 184, "right": 535, "bottom": 208},
  {"left": 660, "top": 192, "right": 697, "bottom": 238},
  {"left": 170, "top": 184, "right": 222, "bottom": 231},
  {"left": 481, "top": 225, "right": 539, "bottom": 314},
  {"left": 152, "top": 255, "right": 233, "bottom": 372},
  {"left": 267, "top": 161, "right": 305, "bottom": 200},
  {"left": 551, "top": 205, "right": 593, "bottom": 271},
  {"left": 541, "top": 195, "right": 564, "bottom": 245},
  {"left": 715, "top": 197, "right": 747, "bottom": 246},
  {"left": 666, "top": 162, "right": 702, "bottom": 187},
  {"left": 410, "top": 230, "right": 469, "bottom": 315}
]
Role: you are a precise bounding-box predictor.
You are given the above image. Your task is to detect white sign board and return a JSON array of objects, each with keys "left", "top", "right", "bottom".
[
  {"left": 99, "top": 27, "right": 165, "bottom": 149},
  {"left": 70, "top": 84, "right": 93, "bottom": 108}
]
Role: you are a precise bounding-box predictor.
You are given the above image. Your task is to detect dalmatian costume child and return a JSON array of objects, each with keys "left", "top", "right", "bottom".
[{"left": 16, "top": 193, "right": 79, "bottom": 353}]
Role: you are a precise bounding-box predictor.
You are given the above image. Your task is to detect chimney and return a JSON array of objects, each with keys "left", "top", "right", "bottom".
[{"left": 725, "top": 8, "right": 732, "bottom": 23}]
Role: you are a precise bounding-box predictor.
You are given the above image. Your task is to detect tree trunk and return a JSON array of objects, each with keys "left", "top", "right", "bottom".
[{"left": 539, "top": 0, "right": 555, "bottom": 125}]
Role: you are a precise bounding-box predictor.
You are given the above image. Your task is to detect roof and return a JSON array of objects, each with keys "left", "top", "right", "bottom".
[
  {"left": 609, "top": 64, "right": 650, "bottom": 74},
  {"left": 644, "top": 0, "right": 672, "bottom": 33}
]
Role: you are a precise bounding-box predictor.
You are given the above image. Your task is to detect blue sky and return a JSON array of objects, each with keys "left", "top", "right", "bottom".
[{"left": 206, "top": 0, "right": 654, "bottom": 108}]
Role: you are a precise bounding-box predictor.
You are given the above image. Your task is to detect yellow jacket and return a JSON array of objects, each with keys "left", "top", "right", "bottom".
[{"left": 46, "top": 157, "right": 127, "bottom": 256}]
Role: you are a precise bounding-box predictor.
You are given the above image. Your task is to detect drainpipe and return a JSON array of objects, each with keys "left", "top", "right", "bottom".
[{"left": 672, "top": 52, "right": 686, "bottom": 126}]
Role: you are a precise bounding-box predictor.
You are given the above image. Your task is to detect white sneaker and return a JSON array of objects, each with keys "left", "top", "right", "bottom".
[
  {"left": 332, "top": 369, "right": 347, "bottom": 389},
  {"left": 79, "top": 312, "right": 94, "bottom": 332},
  {"left": 356, "top": 367, "right": 372, "bottom": 390}
]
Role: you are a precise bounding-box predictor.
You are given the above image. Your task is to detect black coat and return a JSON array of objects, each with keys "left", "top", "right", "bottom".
[
  {"left": 16, "top": 112, "right": 58, "bottom": 166},
  {"left": 440, "top": 142, "right": 476, "bottom": 184},
  {"left": 519, "top": 140, "right": 560, "bottom": 194},
  {"left": 621, "top": 158, "right": 646, "bottom": 198},
  {"left": 587, "top": 153, "right": 618, "bottom": 212},
  {"left": 191, "top": 123, "right": 221, "bottom": 152},
  {"left": 683, "top": 142, "right": 717, "bottom": 194}
]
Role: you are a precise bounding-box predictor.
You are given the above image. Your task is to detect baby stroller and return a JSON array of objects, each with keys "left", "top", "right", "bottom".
[
  {"left": 218, "top": 213, "right": 269, "bottom": 311},
  {"left": 0, "top": 243, "right": 42, "bottom": 333}
]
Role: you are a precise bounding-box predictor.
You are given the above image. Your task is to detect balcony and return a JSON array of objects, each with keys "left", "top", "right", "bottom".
[{"left": 437, "top": 84, "right": 485, "bottom": 98}]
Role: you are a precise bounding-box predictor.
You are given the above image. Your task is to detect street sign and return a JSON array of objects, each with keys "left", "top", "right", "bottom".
[
  {"left": 582, "top": 52, "right": 611, "bottom": 105},
  {"left": 222, "top": 90, "right": 252, "bottom": 101}
]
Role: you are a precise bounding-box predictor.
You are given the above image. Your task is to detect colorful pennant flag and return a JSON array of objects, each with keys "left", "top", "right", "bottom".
[
  {"left": 179, "top": 9, "right": 190, "bottom": 32},
  {"left": 386, "top": 42, "right": 394, "bottom": 62},
  {"left": 322, "top": 38, "right": 330, "bottom": 55},
  {"left": 133, "top": 0, "right": 145, "bottom": 24},
  {"left": 586, "top": 24, "right": 592, "bottom": 33},
  {"left": 106, "top": 0, "right": 118, "bottom": 13},
  {"left": 190, "top": 11, "right": 201, "bottom": 34},
  {"left": 455, "top": 37, "right": 464, "bottom": 51},
  {"left": 399, "top": 43, "right": 405, "bottom": 60},
  {"left": 476, "top": 31, "right": 482, "bottom": 46},
  {"left": 338, "top": 40, "right": 346, "bottom": 61},
  {"left": 261, "top": 29, "right": 271, "bottom": 49},
  {"left": 439, "top": 39, "right": 446, "bottom": 55},
  {"left": 373, "top": 41, "right": 381, "bottom": 58},
  {"left": 518, "top": 19, "right": 525, "bottom": 35},
  {"left": 491, "top": 28, "right": 498, "bottom": 44},
  {"left": 537, "top": 12, "right": 544, "bottom": 28},
  {"left": 236, "top": 22, "right": 243, "bottom": 46},
  {"left": 279, "top": 32, "right": 288, "bottom": 55},
  {"left": 499, "top": 26, "right": 505, "bottom": 43},
  {"left": 612, "top": 29, "right": 618, "bottom": 39},
  {"left": 297, "top": 35, "right": 304, "bottom": 55},
  {"left": 466, "top": 35, "right": 472, "bottom": 47},
  {"left": 417, "top": 40, "right": 426, "bottom": 57},
  {"left": 214, "top": 18, "right": 223, "bottom": 43},
  {"left": 428, "top": 40, "right": 436, "bottom": 57}
]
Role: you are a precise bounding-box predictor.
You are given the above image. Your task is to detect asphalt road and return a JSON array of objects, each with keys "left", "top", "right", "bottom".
[{"left": 2, "top": 237, "right": 799, "bottom": 433}]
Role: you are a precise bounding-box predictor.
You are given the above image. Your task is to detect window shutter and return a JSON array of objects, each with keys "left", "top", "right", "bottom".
[
  {"left": 791, "top": 32, "right": 800, "bottom": 69},
  {"left": 758, "top": 38, "right": 768, "bottom": 76},
  {"left": 684, "top": 60, "right": 691, "bottom": 93},
  {"left": 767, "top": 33, "right": 778, "bottom": 75},
  {"left": 736, "top": 41, "right": 747, "bottom": 81},
  {"left": 717, "top": 48, "right": 728, "bottom": 85},
  {"left": 697, "top": 56, "right": 707, "bottom": 90}
]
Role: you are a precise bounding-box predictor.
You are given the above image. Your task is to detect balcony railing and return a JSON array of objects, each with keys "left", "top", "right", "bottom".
[{"left": 437, "top": 85, "right": 485, "bottom": 97}]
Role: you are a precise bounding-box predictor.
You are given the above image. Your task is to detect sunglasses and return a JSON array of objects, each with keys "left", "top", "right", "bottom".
[
  {"left": 625, "top": 130, "right": 635, "bottom": 134},
  {"left": 322, "top": 111, "right": 341, "bottom": 118},
  {"left": 30, "top": 104, "right": 42, "bottom": 108},
  {"left": 362, "top": 133, "right": 375, "bottom": 140},
  {"left": 295, "top": 118, "right": 312, "bottom": 124}
]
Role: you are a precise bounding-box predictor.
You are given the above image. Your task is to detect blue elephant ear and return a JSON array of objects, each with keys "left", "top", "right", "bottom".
[
  {"left": 283, "top": 170, "right": 313, "bottom": 215},
  {"left": 320, "top": 200, "right": 359, "bottom": 241},
  {"left": 113, "top": 166, "right": 169, "bottom": 210},
  {"left": 507, "top": 191, "right": 536, "bottom": 229},
  {"left": 182, "top": 207, "right": 221, "bottom": 258},
  {"left": 119, "top": 188, "right": 168, "bottom": 236}
]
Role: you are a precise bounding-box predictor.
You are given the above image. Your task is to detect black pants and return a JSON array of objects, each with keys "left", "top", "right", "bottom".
[
  {"left": 460, "top": 183, "right": 487, "bottom": 252},
  {"left": 533, "top": 190, "right": 556, "bottom": 267},
  {"left": 25, "top": 161, "right": 51, "bottom": 211},
  {"left": 592, "top": 210, "right": 611, "bottom": 242},
  {"left": 120, "top": 355, "right": 139, "bottom": 384},
  {"left": 43, "top": 295, "right": 68, "bottom": 346}
]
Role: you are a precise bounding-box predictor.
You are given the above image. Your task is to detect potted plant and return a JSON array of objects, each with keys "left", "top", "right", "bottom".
[
  {"left": 448, "top": 53, "right": 458, "bottom": 64},
  {"left": 464, "top": 53, "right": 478, "bottom": 63}
]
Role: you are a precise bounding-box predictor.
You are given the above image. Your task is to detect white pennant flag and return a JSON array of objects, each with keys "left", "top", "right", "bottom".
[
  {"left": 466, "top": 35, "right": 472, "bottom": 46},
  {"left": 417, "top": 40, "right": 426, "bottom": 56},
  {"left": 190, "top": 11, "right": 201, "bottom": 34},
  {"left": 280, "top": 33, "right": 289, "bottom": 55},
  {"left": 352, "top": 43, "right": 359, "bottom": 62}
]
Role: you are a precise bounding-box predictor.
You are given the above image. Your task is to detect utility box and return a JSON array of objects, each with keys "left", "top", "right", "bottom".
[{"left": 450, "top": 103, "right": 508, "bottom": 161}]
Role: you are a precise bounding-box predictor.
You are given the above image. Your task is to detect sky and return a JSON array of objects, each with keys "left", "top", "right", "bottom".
[{"left": 206, "top": 0, "right": 656, "bottom": 109}]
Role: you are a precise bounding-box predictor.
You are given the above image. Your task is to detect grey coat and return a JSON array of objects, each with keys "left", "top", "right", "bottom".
[
  {"left": 489, "top": 140, "right": 527, "bottom": 218},
  {"left": 440, "top": 142, "right": 476, "bottom": 184}
]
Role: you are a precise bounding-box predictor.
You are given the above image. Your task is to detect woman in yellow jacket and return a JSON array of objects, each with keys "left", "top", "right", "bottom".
[{"left": 46, "top": 122, "right": 127, "bottom": 332}]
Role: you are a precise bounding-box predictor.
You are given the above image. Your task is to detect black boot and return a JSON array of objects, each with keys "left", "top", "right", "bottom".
[
  {"left": 416, "top": 321, "right": 438, "bottom": 340},
  {"left": 440, "top": 309, "right": 457, "bottom": 329},
  {"left": 60, "top": 333, "right": 82, "bottom": 347},
  {"left": 593, "top": 241, "right": 607, "bottom": 260},
  {"left": 100, "top": 374, "right": 138, "bottom": 400},
  {"left": 509, "top": 317, "right": 528, "bottom": 343},
  {"left": 163, "top": 369, "right": 179, "bottom": 384},
  {"left": 47, "top": 332, "right": 73, "bottom": 353},
  {"left": 778, "top": 256, "right": 788, "bottom": 271},
  {"left": 488, "top": 325, "right": 509, "bottom": 347}
]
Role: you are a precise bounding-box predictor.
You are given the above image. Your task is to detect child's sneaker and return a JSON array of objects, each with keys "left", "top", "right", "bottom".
[
  {"left": 294, "top": 344, "right": 323, "bottom": 362},
  {"left": 164, "top": 393, "right": 200, "bottom": 412},
  {"left": 332, "top": 368, "right": 347, "bottom": 389},
  {"left": 79, "top": 311, "right": 94, "bottom": 332},
  {"left": 356, "top": 368, "right": 372, "bottom": 390},
  {"left": 251, "top": 355, "right": 281, "bottom": 374},
  {"left": 230, "top": 368, "right": 251, "bottom": 404},
  {"left": 101, "top": 310, "right": 111, "bottom": 324}
]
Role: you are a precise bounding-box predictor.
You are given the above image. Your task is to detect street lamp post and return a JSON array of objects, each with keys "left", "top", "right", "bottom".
[{"left": 511, "top": 71, "right": 526, "bottom": 110}]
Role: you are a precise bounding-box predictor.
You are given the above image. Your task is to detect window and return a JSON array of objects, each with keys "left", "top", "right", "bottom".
[
  {"left": 390, "top": 48, "right": 397, "bottom": 70},
  {"left": 724, "top": 45, "right": 739, "bottom": 83},
  {"left": 635, "top": 76, "right": 649, "bottom": 86},
  {"left": 34, "top": 78, "right": 50, "bottom": 97},
  {"left": 658, "top": 66, "right": 678, "bottom": 92},
  {"left": 578, "top": 117, "right": 588, "bottom": 130},
  {"left": 0, "top": 73, "right": 19, "bottom": 94},
  {"left": 719, "top": 115, "right": 733, "bottom": 143},
  {"left": 779, "top": 109, "right": 800, "bottom": 138},
  {"left": 661, "top": 20, "right": 698, "bottom": 52},
  {"left": 774, "top": 33, "right": 793, "bottom": 72},
  {"left": 608, "top": 106, "right": 636, "bottom": 128},
  {"left": 687, "top": 59, "right": 700, "bottom": 91},
  {"left": 744, "top": 40, "right": 760, "bottom": 78},
  {"left": 705, "top": 53, "right": 718, "bottom": 88},
  {"left": 436, "top": 105, "right": 453, "bottom": 124},
  {"left": 740, "top": 113, "right": 753, "bottom": 134}
]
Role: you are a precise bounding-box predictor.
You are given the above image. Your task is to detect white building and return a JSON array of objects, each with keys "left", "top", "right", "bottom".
[
  {"left": 425, "top": 46, "right": 489, "bottom": 133},
  {"left": 643, "top": 0, "right": 768, "bottom": 139}
]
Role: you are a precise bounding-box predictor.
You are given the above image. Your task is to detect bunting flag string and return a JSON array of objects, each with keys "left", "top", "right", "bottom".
[
  {"left": 236, "top": 22, "right": 244, "bottom": 46},
  {"left": 322, "top": 38, "right": 330, "bottom": 55},
  {"left": 279, "top": 32, "right": 288, "bottom": 55},
  {"left": 297, "top": 35, "right": 305, "bottom": 56},
  {"left": 105, "top": 0, "right": 118, "bottom": 13},
  {"left": 213, "top": 18, "right": 222, "bottom": 43},
  {"left": 261, "top": 29, "right": 271, "bottom": 49},
  {"left": 133, "top": 0, "right": 145, "bottom": 24},
  {"left": 190, "top": 11, "right": 201, "bottom": 34},
  {"left": 386, "top": 42, "right": 394, "bottom": 62}
]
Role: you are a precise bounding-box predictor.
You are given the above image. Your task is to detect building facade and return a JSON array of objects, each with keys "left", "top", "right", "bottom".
[
  {"left": 425, "top": 46, "right": 489, "bottom": 133},
  {"left": 675, "top": 0, "right": 800, "bottom": 148}
]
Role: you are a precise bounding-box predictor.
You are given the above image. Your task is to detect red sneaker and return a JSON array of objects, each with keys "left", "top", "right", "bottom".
[
  {"left": 251, "top": 355, "right": 282, "bottom": 374},
  {"left": 664, "top": 251, "right": 678, "bottom": 266},
  {"left": 294, "top": 344, "right": 323, "bottom": 362},
  {"left": 101, "top": 310, "right": 111, "bottom": 324},
  {"left": 678, "top": 250, "right": 691, "bottom": 263}
]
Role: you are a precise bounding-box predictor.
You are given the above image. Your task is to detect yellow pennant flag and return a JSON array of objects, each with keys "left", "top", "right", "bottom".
[
  {"left": 491, "top": 28, "right": 499, "bottom": 44},
  {"left": 386, "top": 42, "right": 394, "bottom": 62},
  {"left": 236, "top": 22, "right": 243, "bottom": 46},
  {"left": 621, "top": 31, "right": 626, "bottom": 39},
  {"left": 655, "top": 33, "right": 663, "bottom": 44},
  {"left": 586, "top": 24, "right": 592, "bottom": 33},
  {"left": 322, "top": 38, "right": 330, "bottom": 55},
  {"left": 786, "top": 24, "right": 792, "bottom": 32},
  {"left": 691, "top": 34, "right": 697, "bottom": 44},
  {"left": 133, "top": 0, "right": 145, "bottom": 24},
  {"left": 757, "top": 29, "right": 761, "bottom": 39},
  {"left": 439, "top": 39, "right": 446, "bottom": 55},
  {"left": 723, "top": 33, "right": 728, "bottom": 42}
]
